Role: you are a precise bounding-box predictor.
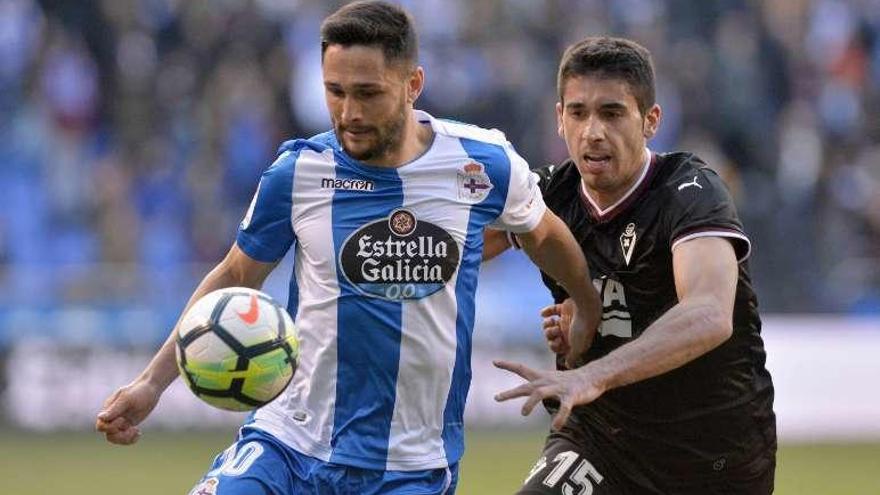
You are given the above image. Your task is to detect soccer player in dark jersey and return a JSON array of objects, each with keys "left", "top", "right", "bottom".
[{"left": 485, "top": 37, "right": 776, "bottom": 494}]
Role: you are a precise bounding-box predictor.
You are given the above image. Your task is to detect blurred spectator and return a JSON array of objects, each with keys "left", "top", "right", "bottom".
[{"left": 1, "top": 0, "right": 878, "bottom": 337}]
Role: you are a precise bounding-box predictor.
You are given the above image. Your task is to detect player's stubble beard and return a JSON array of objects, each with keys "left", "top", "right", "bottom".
[
  {"left": 579, "top": 116, "right": 648, "bottom": 196},
  {"left": 336, "top": 98, "right": 407, "bottom": 164}
]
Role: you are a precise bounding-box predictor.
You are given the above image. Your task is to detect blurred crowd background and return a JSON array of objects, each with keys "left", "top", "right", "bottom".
[{"left": 1, "top": 0, "right": 879, "bottom": 349}]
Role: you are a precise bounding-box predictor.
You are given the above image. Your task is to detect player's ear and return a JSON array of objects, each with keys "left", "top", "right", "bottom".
[
  {"left": 556, "top": 101, "right": 564, "bottom": 137},
  {"left": 643, "top": 103, "right": 661, "bottom": 139},
  {"left": 406, "top": 65, "right": 425, "bottom": 104}
]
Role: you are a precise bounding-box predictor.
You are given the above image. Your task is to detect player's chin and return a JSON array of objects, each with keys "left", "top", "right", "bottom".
[
  {"left": 343, "top": 142, "right": 377, "bottom": 161},
  {"left": 580, "top": 167, "right": 621, "bottom": 192}
]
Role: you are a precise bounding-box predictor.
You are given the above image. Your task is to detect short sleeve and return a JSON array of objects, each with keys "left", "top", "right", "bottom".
[
  {"left": 667, "top": 167, "right": 751, "bottom": 262},
  {"left": 489, "top": 146, "right": 547, "bottom": 233},
  {"left": 235, "top": 150, "right": 297, "bottom": 262},
  {"left": 532, "top": 165, "right": 556, "bottom": 196}
]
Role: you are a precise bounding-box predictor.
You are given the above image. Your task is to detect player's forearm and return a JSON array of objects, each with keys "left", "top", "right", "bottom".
[
  {"left": 583, "top": 297, "right": 733, "bottom": 392},
  {"left": 137, "top": 252, "right": 264, "bottom": 390},
  {"left": 519, "top": 212, "right": 598, "bottom": 315}
]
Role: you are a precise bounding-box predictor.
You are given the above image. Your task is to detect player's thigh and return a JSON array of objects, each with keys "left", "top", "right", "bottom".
[
  {"left": 188, "top": 431, "right": 299, "bottom": 495},
  {"left": 515, "top": 432, "right": 619, "bottom": 495},
  {"left": 704, "top": 448, "right": 775, "bottom": 495}
]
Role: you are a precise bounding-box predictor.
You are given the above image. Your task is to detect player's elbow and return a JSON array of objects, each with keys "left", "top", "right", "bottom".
[
  {"left": 713, "top": 315, "right": 734, "bottom": 344},
  {"left": 694, "top": 304, "right": 734, "bottom": 348}
]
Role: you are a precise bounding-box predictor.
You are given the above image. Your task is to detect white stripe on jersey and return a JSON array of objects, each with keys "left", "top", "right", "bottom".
[
  {"left": 254, "top": 148, "right": 340, "bottom": 461},
  {"left": 385, "top": 135, "right": 472, "bottom": 470}
]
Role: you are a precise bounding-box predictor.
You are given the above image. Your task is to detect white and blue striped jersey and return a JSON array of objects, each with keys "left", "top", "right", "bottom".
[{"left": 236, "top": 110, "right": 546, "bottom": 471}]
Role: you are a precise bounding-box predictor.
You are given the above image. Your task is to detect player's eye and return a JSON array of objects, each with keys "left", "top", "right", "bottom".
[{"left": 602, "top": 110, "right": 622, "bottom": 119}]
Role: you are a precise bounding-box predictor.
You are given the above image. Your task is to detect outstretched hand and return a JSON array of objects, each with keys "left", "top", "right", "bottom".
[
  {"left": 493, "top": 360, "right": 606, "bottom": 430},
  {"left": 95, "top": 379, "right": 162, "bottom": 445}
]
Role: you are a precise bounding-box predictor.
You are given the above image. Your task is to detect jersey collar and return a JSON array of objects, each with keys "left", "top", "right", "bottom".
[{"left": 579, "top": 148, "right": 656, "bottom": 223}]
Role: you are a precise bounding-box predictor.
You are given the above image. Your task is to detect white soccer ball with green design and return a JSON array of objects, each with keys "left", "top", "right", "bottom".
[{"left": 175, "top": 287, "right": 299, "bottom": 411}]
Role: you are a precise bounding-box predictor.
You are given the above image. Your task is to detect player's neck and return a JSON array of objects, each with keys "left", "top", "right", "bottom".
[{"left": 364, "top": 112, "right": 433, "bottom": 168}]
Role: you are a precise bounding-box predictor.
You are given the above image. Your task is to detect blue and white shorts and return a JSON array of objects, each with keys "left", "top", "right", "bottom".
[{"left": 188, "top": 427, "right": 459, "bottom": 495}]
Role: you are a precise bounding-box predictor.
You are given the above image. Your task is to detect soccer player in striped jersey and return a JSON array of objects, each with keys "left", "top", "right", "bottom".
[{"left": 95, "top": 2, "right": 601, "bottom": 494}]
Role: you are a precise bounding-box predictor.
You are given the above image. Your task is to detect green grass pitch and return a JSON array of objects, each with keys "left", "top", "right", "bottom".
[{"left": 1, "top": 430, "right": 878, "bottom": 494}]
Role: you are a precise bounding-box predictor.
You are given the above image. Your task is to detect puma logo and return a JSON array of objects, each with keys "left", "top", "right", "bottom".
[{"left": 678, "top": 176, "right": 703, "bottom": 191}]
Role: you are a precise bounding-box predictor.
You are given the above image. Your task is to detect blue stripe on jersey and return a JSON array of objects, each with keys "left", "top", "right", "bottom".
[
  {"left": 442, "top": 138, "right": 511, "bottom": 463},
  {"left": 330, "top": 155, "right": 405, "bottom": 465},
  {"left": 236, "top": 149, "right": 299, "bottom": 263},
  {"left": 287, "top": 270, "right": 299, "bottom": 321},
  {"left": 275, "top": 139, "right": 331, "bottom": 319}
]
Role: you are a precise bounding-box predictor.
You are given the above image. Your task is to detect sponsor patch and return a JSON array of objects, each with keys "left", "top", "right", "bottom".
[
  {"left": 339, "top": 209, "right": 460, "bottom": 300},
  {"left": 457, "top": 162, "right": 493, "bottom": 202}
]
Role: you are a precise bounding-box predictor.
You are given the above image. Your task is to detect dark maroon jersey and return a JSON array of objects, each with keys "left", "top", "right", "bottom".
[{"left": 532, "top": 151, "right": 776, "bottom": 488}]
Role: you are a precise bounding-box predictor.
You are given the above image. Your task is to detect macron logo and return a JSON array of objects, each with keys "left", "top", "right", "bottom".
[{"left": 322, "top": 177, "right": 375, "bottom": 192}]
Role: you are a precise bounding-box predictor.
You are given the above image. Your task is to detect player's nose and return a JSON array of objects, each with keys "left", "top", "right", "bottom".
[
  {"left": 340, "top": 96, "right": 364, "bottom": 124},
  {"left": 583, "top": 116, "right": 605, "bottom": 143}
]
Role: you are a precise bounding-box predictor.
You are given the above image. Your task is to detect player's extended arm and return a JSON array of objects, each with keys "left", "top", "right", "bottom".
[
  {"left": 515, "top": 210, "right": 601, "bottom": 366},
  {"left": 495, "top": 236, "right": 738, "bottom": 429},
  {"left": 95, "top": 244, "right": 276, "bottom": 445},
  {"left": 482, "top": 228, "right": 512, "bottom": 261}
]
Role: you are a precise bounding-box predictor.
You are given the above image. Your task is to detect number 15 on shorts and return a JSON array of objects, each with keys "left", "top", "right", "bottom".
[{"left": 524, "top": 451, "right": 604, "bottom": 495}]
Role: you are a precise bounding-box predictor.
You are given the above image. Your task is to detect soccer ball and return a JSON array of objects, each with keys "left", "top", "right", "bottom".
[{"left": 175, "top": 287, "right": 299, "bottom": 411}]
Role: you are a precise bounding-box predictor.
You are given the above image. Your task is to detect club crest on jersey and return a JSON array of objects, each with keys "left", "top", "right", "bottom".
[
  {"left": 457, "top": 162, "right": 493, "bottom": 203},
  {"left": 339, "top": 209, "right": 461, "bottom": 301},
  {"left": 620, "top": 223, "right": 637, "bottom": 266}
]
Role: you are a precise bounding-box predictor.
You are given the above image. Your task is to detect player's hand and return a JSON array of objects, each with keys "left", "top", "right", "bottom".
[
  {"left": 541, "top": 300, "right": 573, "bottom": 357},
  {"left": 95, "top": 379, "right": 162, "bottom": 445},
  {"left": 542, "top": 298, "right": 596, "bottom": 368},
  {"left": 493, "top": 360, "right": 606, "bottom": 430}
]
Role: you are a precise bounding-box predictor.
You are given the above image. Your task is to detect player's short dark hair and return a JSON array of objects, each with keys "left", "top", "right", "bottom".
[
  {"left": 320, "top": 0, "right": 418, "bottom": 67},
  {"left": 557, "top": 37, "right": 655, "bottom": 115}
]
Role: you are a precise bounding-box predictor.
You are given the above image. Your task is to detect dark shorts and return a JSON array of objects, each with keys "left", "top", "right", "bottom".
[
  {"left": 516, "top": 417, "right": 775, "bottom": 495},
  {"left": 516, "top": 428, "right": 634, "bottom": 495}
]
